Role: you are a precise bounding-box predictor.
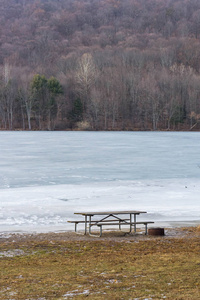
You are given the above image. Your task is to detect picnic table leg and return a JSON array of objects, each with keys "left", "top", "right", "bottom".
[
  {"left": 84, "top": 215, "right": 87, "bottom": 235},
  {"left": 89, "top": 215, "right": 92, "bottom": 235},
  {"left": 144, "top": 223, "right": 147, "bottom": 235},
  {"left": 75, "top": 222, "right": 78, "bottom": 233},
  {"left": 134, "top": 214, "right": 137, "bottom": 233},
  {"left": 130, "top": 214, "right": 132, "bottom": 232}
]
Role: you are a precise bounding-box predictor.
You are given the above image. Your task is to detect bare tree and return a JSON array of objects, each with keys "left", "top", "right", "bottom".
[
  {"left": 0, "top": 63, "right": 18, "bottom": 129},
  {"left": 18, "top": 72, "right": 34, "bottom": 130},
  {"left": 75, "top": 53, "right": 98, "bottom": 117}
]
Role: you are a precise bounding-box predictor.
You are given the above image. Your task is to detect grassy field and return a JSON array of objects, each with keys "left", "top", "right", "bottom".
[{"left": 0, "top": 227, "right": 200, "bottom": 300}]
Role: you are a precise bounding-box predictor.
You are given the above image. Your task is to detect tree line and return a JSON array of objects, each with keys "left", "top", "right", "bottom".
[{"left": 1, "top": 0, "right": 200, "bottom": 130}]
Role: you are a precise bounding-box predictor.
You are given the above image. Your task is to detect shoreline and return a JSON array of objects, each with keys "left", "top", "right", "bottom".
[
  {"left": 1, "top": 219, "right": 199, "bottom": 237},
  {"left": 1, "top": 226, "right": 200, "bottom": 244}
]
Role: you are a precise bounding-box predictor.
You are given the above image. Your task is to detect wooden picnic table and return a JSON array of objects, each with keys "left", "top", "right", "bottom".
[{"left": 68, "top": 210, "right": 154, "bottom": 237}]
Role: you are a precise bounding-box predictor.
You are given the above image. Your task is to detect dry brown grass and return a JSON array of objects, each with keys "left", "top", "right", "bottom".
[
  {"left": 0, "top": 227, "right": 200, "bottom": 300},
  {"left": 196, "top": 225, "right": 200, "bottom": 232}
]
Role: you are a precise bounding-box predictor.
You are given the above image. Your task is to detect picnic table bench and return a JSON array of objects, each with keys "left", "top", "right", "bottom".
[{"left": 68, "top": 210, "right": 154, "bottom": 237}]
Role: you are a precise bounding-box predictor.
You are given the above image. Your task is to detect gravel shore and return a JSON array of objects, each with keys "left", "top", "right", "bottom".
[{"left": 1, "top": 226, "right": 199, "bottom": 244}]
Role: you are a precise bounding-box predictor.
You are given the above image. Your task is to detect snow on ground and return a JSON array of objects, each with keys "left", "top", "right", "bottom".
[{"left": 1, "top": 179, "right": 200, "bottom": 234}]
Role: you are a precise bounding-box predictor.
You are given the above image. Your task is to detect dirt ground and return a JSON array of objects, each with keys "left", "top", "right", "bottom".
[{"left": 1, "top": 226, "right": 199, "bottom": 244}]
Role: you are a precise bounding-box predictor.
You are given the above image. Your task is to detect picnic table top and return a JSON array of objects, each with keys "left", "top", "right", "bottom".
[{"left": 74, "top": 210, "right": 147, "bottom": 216}]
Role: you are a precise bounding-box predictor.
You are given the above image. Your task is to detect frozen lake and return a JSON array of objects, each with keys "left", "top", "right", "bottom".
[{"left": 0, "top": 131, "right": 200, "bottom": 234}]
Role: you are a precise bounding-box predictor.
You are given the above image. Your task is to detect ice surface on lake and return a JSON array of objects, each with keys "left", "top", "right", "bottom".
[{"left": 0, "top": 131, "right": 200, "bottom": 233}]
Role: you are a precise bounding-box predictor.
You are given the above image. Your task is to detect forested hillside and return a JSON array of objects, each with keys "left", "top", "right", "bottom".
[{"left": 1, "top": 0, "right": 200, "bottom": 130}]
